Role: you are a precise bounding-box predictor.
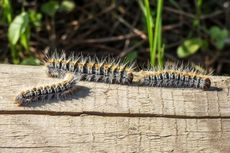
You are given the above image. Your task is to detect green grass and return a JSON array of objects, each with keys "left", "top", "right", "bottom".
[
  {"left": 140, "top": 0, "right": 164, "bottom": 67},
  {"left": 155, "top": 0, "right": 164, "bottom": 67}
]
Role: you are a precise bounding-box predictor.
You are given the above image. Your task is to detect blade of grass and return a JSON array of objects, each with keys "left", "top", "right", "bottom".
[
  {"left": 157, "top": 18, "right": 164, "bottom": 68},
  {"left": 143, "top": 0, "right": 155, "bottom": 65},
  {"left": 140, "top": 0, "right": 164, "bottom": 66},
  {"left": 153, "top": 0, "right": 164, "bottom": 66},
  {"left": 194, "top": 0, "right": 202, "bottom": 29}
]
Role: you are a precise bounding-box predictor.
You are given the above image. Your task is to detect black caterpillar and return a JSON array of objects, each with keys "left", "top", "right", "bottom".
[
  {"left": 15, "top": 73, "right": 77, "bottom": 106},
  {"left": 45, "top": 52, "right": 135, "bottom": 85},
  {"left": 136, "top": 64, "right": 211, "bottom": 89}
]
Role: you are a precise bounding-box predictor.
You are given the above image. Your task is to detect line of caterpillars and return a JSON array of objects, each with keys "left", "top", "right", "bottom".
[
  {"left": 46, "top": 52, "right": 211, "bottom": 89},
  {"left": 15, "top": 52, "right": 212, "bottom": 106}
]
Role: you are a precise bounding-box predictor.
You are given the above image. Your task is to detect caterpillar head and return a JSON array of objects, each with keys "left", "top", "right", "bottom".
[
  {"left": 203, "top": 78, "right": 211, "bottom": 90},
  {"left": 15, "top": 91, "right": 32, "bottom": 106}
]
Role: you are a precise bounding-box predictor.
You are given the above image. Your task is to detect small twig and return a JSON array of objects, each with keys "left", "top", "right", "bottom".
[
  {"left": 164, "top": 6, "right": 195, "bottom": 18},
  {"left": 200, "top": 10, "right": 224, "bottom": 20},
  {"left": 163, "top": 23, "right": 183, "bottom": 31},
  {"left": 68, "top": 33, "right": 137, "bottom": 44},
  {"left": 122, "top": 39, "right": 130, "bottom": 52},
  {"left": 119, "top": 40, "right": 145, "bottom": 57},
  {"left": 79, "top": 3, "right": 116, "bottom": 26},
  {"left": 113, "top": 14, "right": 147, "bottom": 40}
]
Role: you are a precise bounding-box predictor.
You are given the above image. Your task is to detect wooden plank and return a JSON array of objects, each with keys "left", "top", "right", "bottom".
[
  {"left": 0, "top": 115, "right": 230, "bottom": 153},
  {"left": 0, "top": 64, "right": 230, "bottom": 152},
  {"left": 0, "top": 64, "right": 229, "bottom": 117}
]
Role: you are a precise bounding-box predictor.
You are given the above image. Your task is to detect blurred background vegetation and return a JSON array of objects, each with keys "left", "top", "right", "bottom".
[{"left": 0, "top": 0, "right": 230, "bottom": 75}]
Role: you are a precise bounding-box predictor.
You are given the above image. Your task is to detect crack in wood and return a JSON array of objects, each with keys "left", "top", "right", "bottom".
[{"left": 0, "top": 110, "right": 230, "bottom": 119}]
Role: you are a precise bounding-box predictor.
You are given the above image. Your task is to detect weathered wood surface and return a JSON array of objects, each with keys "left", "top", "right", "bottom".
[{"left": 0, "top": 64, "right": 230, "bottom": 153}]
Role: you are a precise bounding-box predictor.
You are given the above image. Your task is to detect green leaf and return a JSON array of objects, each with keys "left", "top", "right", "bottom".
[
  {"left": 59, "top": 1, "right": 76, "bottom": 12},
  {"left": 209, "top": 26, "right": 219, "bottom": 38},
  {"left": 125, "top": 51, "right": 138, "bottom": 63},
  {"left": 21, "top": 56, "right": 41, "bottom": 65},
  {"left": 177, "top": 38, "right": 203, "bottom": 58},
  {"left": 41, "top": 1, "right": 59, "bottom": 17},
  {"left": 8, "top": 12, "right": 29, "bottom": 45},
  {"left": 20, "top": 28, "right": 30, "bottom": 51},
  {"left": 28, "top": 10, "right": 42, "bottom": 28},
  {"left": 209, "top": 26, "right": 229, "bottom": 50}
]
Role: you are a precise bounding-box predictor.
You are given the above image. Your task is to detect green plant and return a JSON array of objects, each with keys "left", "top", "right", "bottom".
[
  {"left": 193, "top": 0, "right": 202, "bottom": 29},
  {"left": 41, "top": 0, "right": 75, "bottom": 17},
  {"left": 1, "top": 0, "right": 75, "bottom": 64},
  {"left": 40, "top": 0, "right": 75, "bottom": 49},
  {"left": 176, "top": 0, "right": 205, "bottom": 58},
  {"left": 177, "top": 25, "right": 229, "bottom": 58},
  {"left": 1, "top": 0, "right": 13, "bottom": 23},
  {"left": 28, "top": 10, "right": 42, "bottom": 30},
  {"left": 177, "top": 38, "right": 205, "bottom": 58},
  {"left": 209, "top": 26, "right": 228, "bottom": 50},
  {"left": 139, "top": 0, "right": 164, "bottom": 67},
  {"left": 1, "top": 0, "right": 37, "bottom": 64},
  {"left": 8, "top": 11, "right": 30, "bottom": 64}
]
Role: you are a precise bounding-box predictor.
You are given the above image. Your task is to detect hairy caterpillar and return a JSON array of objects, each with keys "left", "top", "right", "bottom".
[
  {"left": 45, "top": 52, "right": 135, "bottom": 85},
  {"left": 45, "top": 52, "right": 212, "bottom": 89},
  {"left": 15, "top": 73, "right": 77, "bottom": 106},
  {"left": 135, "top": 64, "right": 211, "bottom": 89}
]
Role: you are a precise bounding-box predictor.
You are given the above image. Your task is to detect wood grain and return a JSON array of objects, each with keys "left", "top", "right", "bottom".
[
  {"left": 0, "top": 115, "right": 230, "bottom": 153},
  {"left": 0, "top": 64, "right": 230, "bottom": 153}
]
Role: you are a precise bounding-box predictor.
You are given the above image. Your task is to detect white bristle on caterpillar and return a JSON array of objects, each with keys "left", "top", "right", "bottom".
[
  {"left": 135, "top": 63, "right": 212, "bottom": 90},
  {"left": 45, "top": 52, "right": 135, "bottom": 85},
  {"left": 15, "top": 73, "right": 77, "bottom": 106}
]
